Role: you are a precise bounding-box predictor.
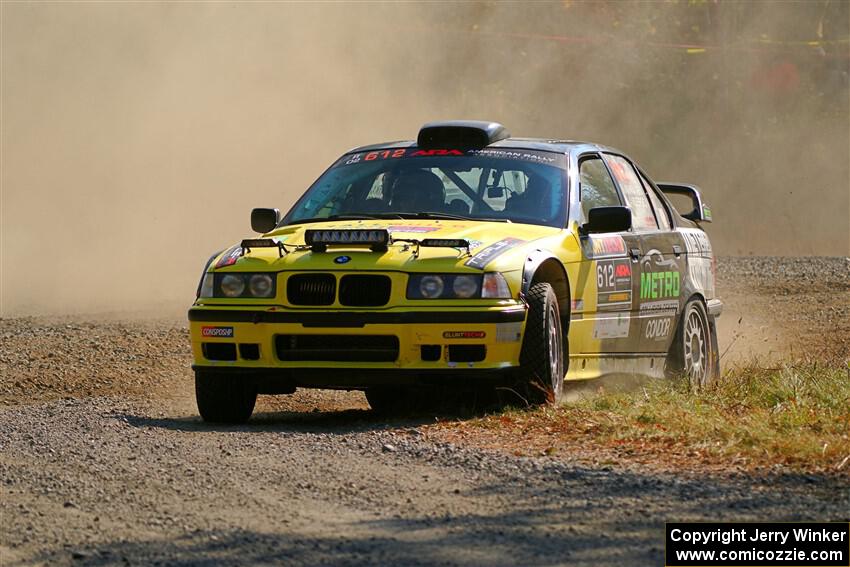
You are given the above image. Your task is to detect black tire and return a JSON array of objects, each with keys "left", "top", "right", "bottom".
[
  {"left": 667, "top": 298, "right": 717, "bottom": 389},
  {"left": 195, "top": 370, "right": 257, "bottom": 424},
  {"left": 518, "top": 282, "right": 567, "bottom": 405}
]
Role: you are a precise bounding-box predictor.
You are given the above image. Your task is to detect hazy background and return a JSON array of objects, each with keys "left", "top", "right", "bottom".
[{"left": 2, "top": 1, "right": 848, "bottom": 316}]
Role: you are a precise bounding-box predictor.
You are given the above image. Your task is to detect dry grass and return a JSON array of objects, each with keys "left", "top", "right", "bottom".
[{"left": 430, "top": 362, "right": 850, "bottom": 475}]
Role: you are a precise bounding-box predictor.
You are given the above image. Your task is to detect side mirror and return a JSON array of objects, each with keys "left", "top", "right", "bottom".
[
  {"left": 581, "top": 206, "right": 632, "bottom": 234},
  {"left": 657, "top": 183, "right": 712, "bottom": 223},
  {"left": 251, "top": 208, "right": 280, "bottom": 233},
  {"left": 486, "top": 185, "right": 505, "bottom": 199}
]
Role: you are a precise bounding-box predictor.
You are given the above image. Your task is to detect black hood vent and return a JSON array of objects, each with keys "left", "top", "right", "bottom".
[{"left": 417, "top": 120, "right": 510, "bottom": 150}]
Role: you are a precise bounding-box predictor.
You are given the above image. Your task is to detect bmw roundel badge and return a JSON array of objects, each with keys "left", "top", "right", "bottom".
[{"left": 334, "top": 255, "right": 351, "bottom": 264}]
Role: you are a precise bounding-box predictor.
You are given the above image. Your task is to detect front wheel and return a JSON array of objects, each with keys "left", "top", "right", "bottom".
[
  {"left": 667, "top": 298, "right": 718, "bottom": 389},
  {"left": 195, "top": 370, "right": 257, "bottom": 424},
  {"left": 518, "top": 282, "right": 567, "bottom": 405}
]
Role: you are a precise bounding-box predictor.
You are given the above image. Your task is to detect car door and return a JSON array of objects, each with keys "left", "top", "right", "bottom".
[
  {"left": 572, "top": 154, "right": 643, "bottom": 355},
  {"left": 602, "top": 153, "right": 686, "bottom": 354}
]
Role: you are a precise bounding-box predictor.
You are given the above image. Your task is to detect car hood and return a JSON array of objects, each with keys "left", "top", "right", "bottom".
[{"left": 210, "top": 219, "right": 564, "bottom": 273}]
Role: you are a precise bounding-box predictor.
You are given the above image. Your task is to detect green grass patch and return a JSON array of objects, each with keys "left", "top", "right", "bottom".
[{"left": 453, "top": 362, "right": 850, "bottom": 473}]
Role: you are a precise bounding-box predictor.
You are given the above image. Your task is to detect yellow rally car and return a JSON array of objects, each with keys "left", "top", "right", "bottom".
[{"left": 189, "top": 121, "right": 722, "bottom": 423}]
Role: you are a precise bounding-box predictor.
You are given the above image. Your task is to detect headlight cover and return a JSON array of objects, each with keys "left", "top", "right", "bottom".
[
  {"left": 481, "top": 272, "right": 511, "bottom": 298},
  {"left": 407, "top": 273, "right": 510, "bottom": 299},
  {"left": 198, "top": 272, "right": 278, "bottom": 299}
]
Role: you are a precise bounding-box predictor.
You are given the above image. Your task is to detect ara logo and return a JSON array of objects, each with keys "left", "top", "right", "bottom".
[
  {"left": 334, "top": 255, "right": 351, "bottom": 264},
  {"left": 615, "top": 263, "right": 631, "bottom": 278},
  {"left": 410, "top": 149, "right": 464, "bottom": 157}
]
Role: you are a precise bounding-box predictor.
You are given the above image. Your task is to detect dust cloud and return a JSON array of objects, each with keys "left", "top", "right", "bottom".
[{"left": 2, "top": 2, "right": 848, "bottom": 316}]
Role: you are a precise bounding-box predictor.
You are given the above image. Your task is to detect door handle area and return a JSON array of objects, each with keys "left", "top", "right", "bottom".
[
  {"left": 673, "top": 245, "right": 683, "bottom": 257},
  {"left": 629, "top": 248, "right": 641, "bottom": 261}
]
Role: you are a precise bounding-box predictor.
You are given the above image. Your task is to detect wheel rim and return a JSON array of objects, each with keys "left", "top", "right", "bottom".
[
  {"left": 547, "top": 303, "right": 563, "bottom": 394},
  {"left": 683, "top": 306, "right": 707, "bottom": 387}
]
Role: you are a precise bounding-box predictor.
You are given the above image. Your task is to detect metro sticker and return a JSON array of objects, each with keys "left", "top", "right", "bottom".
[
  {"left": 464, "top": 237, "right": 525, "bottom": 270},
  {"left": 640, "top": 271, "right": 680, "bottom": 299},
  {"left": 202, "top": 326, "right": 234, "bottom": 338},
  {"left": 443, "top": 331, "right": 486, "bottom": 339}
]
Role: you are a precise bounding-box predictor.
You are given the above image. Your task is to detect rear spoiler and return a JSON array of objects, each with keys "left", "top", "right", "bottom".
[{"left": 657, "top": 183, "right": 713, "bottom": 223}]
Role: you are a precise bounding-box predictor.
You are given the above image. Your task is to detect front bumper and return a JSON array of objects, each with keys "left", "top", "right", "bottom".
[{"left": 188, "top": 305, "right": 528, "bottom": 388}]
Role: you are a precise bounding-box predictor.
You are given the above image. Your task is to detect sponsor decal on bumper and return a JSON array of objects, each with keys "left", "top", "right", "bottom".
[
  {"left": 443, "top": 331, "right": 486, "bottom": 339},
  {"left": 201, "top": 326, "right": 234, "bottom": 338}
]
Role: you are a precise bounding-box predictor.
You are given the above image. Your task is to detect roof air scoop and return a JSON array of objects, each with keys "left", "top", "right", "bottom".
[{"left": 417, "top": 120, "right": 510, "bottom": 150}]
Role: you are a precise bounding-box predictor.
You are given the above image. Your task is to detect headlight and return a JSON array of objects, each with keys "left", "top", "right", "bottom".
[
  {"left": 197, "top": 273, "right": 278, "bottom": 299},
  {"left": 481, "top": 272, "right": 511, "bottom": 298},
  {"left": 419, "top": 275, "right": 445, "bottom": 299},
  {"left": 408, "top": 274, "right": 497, "bottom": 299},
  {"left": 452, "top": 275, "right": 479, "bottom": 298},
  {"left": 249, "top": 274, "right": 274, "bottom": 297},
  {"left": 221, "top": 274, "right": 246, "bottom": 297}
]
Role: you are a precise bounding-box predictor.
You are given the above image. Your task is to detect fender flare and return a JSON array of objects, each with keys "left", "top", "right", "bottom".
[
  {"left": 520, "top": 250, "right": 570, "bottom": 317},
  {"left": 521, "top": 249, "right": 559, "bottom": 295}
]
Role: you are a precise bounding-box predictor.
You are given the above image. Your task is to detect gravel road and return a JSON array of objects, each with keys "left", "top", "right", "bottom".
[{"left": 1, "top": 257, "right": 848, "bottom": 566}]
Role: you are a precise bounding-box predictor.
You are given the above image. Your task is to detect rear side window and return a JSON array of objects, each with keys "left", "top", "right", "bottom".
[
  {"left": 579, "top": 157, "right": 621, "bottom": 221},
  {"left": 640, "top": 172, "right": 672, "bottom": 230},
  {"left": 603, "top": 154, "right": 658, "bottom": 231}
]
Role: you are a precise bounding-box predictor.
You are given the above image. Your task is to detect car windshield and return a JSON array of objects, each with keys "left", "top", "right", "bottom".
[{"left": 283, "top": 148, "right": 568, "bottom": 228}]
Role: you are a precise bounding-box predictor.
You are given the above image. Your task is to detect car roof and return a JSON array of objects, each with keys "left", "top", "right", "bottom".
[{"left": 347, "top": 137, "right": 628, "bottom": 158}]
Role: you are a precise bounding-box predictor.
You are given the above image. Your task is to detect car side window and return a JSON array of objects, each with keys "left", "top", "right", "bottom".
[
  {"left": 579, "top": 157, "right": 621, "bottom": 222},
  {"left": 639, "top": 171, "right": 672, "bottom": 231},
  {"left": 602, "top": 154, "right": 658, "bottom": 231}
]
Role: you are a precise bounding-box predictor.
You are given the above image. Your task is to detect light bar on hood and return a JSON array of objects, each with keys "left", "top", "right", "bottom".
[
  {"left": 304, "top": 229, "right": 390, "bottom": 252},
  {"left": 420, "top": 238, "right": 470, "bottom": 249},
  {"left": 240, "top": 238, "right": 285, "bottom": 257}
]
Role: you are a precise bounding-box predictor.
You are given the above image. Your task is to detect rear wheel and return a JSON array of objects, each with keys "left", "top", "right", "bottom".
[
  {"left": 518, "top": 282, "right": 566, "bottom": 405},
  {"left": 667, "top": 298, "right": 717, "bottom": 389},
  {"left": 195, "top": 370, "right": 257, "bottom": 424}
]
